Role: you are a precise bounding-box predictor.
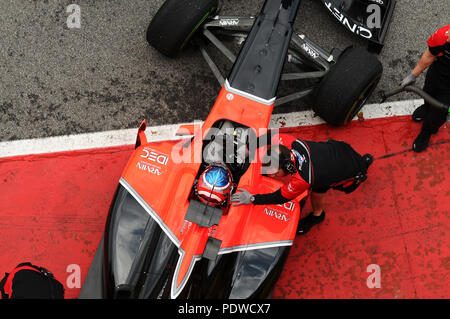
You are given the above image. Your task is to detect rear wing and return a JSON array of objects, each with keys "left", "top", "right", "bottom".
[{"left": 321, "top": 0, "right": 396, "bottom": 53}]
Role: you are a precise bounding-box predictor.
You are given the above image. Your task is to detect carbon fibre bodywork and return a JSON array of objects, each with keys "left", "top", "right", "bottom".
[{"left": 80, "top": 183, "right": 293, "bottom": 299}]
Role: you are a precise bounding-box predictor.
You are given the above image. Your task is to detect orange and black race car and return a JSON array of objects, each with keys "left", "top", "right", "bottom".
[{"left": 80, "top": 0, "right": 395, "bottom": 299}]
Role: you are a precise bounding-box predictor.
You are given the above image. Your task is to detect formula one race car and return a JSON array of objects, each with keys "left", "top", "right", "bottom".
[{"left": 79, "top": 0, "right": 394, "bottom": 299}]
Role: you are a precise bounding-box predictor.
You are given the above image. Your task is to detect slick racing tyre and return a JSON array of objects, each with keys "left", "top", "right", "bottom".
[
  {"left": 146, "top": 0, "right": 218, "bottom": 58},
  {"left": 313, "top": 47, "right": 383, "bottom": 126}
]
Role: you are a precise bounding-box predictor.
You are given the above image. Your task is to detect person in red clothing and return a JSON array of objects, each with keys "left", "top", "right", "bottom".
[
  {"left": 400, "top": 25, "right": 450, "bottom": 152},
  {"left": 231, "top": 133, "right": 373, "bottom": 235}
]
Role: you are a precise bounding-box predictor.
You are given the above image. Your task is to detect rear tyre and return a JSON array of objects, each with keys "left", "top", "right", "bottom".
[
  {"left": 146, "top": 0, "right": 218, "bottom": 58},
  {"left": 313, "top": 47, "right": 383, "bottom": 126}
]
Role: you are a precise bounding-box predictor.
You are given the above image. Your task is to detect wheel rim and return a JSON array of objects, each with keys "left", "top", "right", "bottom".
[{"left": 343, "top": 75, "right": 381, "bottom": 124}]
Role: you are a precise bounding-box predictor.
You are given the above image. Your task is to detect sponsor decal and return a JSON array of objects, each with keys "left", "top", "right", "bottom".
[
  {"left": 140, "top": 147, "right": 169, "bottom": 165},
  {"left": 277, "top": 201, "right": 295, "bottom": 211},
  {"left": 136, "top": 160, "right": 165, "bottom": 176},
  {"left": 219, "top": 18, "right": 239, "bottom": 26},
  {"left": 301, "top": 43, "right": 319, "bottom": 59},
  {"left": 324, "top": 2, "right": 373, "bottom": 39},
  {"left": 263, "top": 207, "right": 290, "bottom": 222}
]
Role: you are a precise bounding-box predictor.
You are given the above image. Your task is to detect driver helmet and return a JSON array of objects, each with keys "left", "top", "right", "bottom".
[{"left": 196, "top": 164, "right": 232, "bottom": 206}]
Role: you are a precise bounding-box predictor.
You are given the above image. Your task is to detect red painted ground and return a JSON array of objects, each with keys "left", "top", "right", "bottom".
[{"left": 0, "top": 115, "right": 448, "bottom": 299}]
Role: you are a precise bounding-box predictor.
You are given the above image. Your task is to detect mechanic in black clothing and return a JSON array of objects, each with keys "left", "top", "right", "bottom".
[
  {"left": 231, "top": 133, "right": 373, "bottom": 235},
  {"left": 401, "top": 25, "right": 450, "bottom": 152}
]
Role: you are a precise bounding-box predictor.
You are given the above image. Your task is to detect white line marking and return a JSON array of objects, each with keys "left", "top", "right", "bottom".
[
  {"left": 0, "top": 123, "right": 189, "bottom": 158},
  {"left": 1, "top": 99, "right": 445, "bottom": 159},
  {"left": 269, "top": 99, "right": 424, "bottom": 128}
]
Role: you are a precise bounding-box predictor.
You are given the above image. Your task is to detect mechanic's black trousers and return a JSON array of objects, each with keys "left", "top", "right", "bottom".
[{"left": 421, "top": 64, "right": 450, "bottom": 134}]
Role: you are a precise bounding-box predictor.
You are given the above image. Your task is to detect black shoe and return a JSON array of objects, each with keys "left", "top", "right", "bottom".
[
  {"left": 362, "top": 154, "right": 374, "bottom": 169},
  {"left": 297, "top": 211, "right": 325, "bottom": 235},
  {"left": 412, "top": 104, "right": 427, "bottom": 122},
  {"left": 413, "top": 130, "right": 431, "bottom": 152}
]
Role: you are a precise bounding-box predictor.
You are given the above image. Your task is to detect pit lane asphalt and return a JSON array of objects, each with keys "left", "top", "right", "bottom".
[{"left": 0, "top": 0, "right": 447, "bottom": 141}]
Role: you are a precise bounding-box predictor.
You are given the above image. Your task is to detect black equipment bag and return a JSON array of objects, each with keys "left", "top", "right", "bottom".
[{"left": 0, "top": 262, "right": 64, "bottom": 299}]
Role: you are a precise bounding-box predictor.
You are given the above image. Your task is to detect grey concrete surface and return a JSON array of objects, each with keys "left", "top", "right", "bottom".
[{"left": 0, "top": 0, "right": 447, "bottom": 141}]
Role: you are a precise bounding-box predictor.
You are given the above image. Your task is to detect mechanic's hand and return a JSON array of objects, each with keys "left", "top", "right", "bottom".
[
  {"left": 400, "top": 72, "right": 417, "bottom": 87},
  {"left": 231, "top": 188, "right": 253, "bottom": 206}
]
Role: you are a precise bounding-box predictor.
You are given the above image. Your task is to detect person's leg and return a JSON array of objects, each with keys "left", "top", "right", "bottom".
[
  {"left": 414, "top": 87, "right": 450, "bottom": 152},
  {"left": 412, "top": 67, "right": 435, "bottom": 122},
  {"left": 412, "top": 66, "right": 446, "bottom": 152},
  {"left": 296, "top": 142, "right": 373, "bottom": 235},
  {"left": 297, "top": 191, "right": 326, "bottom": 235},
  {"left": 412, "top": 103, "right": 430, "bottom": 122},
  {"left": 310, "top": 191, "right": 326, "bottom": 216},
  {"left": 421, "top": 89, "right": 450, "bottom": 134}
]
